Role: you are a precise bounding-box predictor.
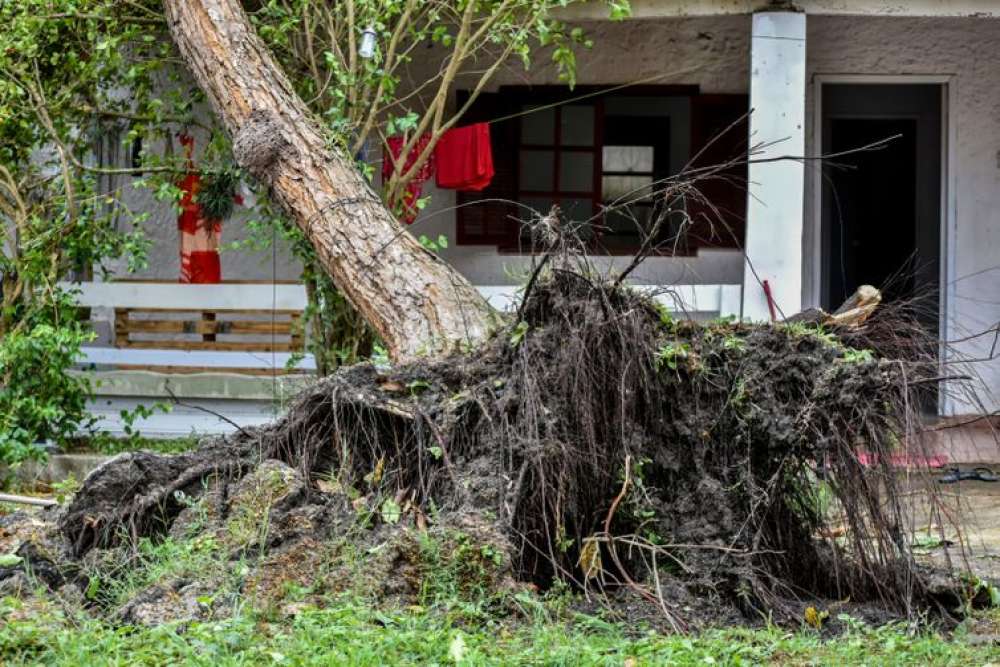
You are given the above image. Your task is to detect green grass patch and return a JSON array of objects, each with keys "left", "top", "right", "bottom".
[
  {"left": 69, "top": 435, "right": 201, "bottom": 457},
  {"left": 1, "top": 594, "right": 995, "bottom": 666}
]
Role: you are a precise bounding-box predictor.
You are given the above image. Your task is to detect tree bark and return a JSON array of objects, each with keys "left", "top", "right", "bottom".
[{"left": 162, "top": 0, "right": 495, "bottom": 361}]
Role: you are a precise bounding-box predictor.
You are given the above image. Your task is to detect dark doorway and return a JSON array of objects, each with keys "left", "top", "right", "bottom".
[{"left": 821, "top": 84, "right": 942, "bottom": 339}]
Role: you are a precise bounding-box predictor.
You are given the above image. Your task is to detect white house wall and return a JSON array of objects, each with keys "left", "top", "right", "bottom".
[
  {"left": 113, "top": 15, "right": 754, "bottom": 288},
  {"left": 414, "top": 15, "right": 753, "bottom": 287},
  {"left": 105, "top": 13, "right": 1000, "bottom": 412},
  {"left": 805, "top": 16, "right": 1000, "bottom": 413}
]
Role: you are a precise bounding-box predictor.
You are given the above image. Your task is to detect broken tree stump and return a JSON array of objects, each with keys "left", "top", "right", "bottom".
[{"left": 785, "top": 284, "right": 882, "bottom": 328}]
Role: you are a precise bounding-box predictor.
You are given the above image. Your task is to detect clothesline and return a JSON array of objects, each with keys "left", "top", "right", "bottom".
[
  {"left": 380, "top": 66, "right": 697, "bottom": 223},
  {"left": 373, "top": 65, "right": 697, "bottom": 164},
  {"left": 484, "top": 66, "right": 698, "bottom": 126}
]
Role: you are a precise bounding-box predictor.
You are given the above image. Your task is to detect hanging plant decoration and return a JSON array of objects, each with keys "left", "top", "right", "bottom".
[{"left": 196, "top": 167, "right": 241, "bottom": 220}]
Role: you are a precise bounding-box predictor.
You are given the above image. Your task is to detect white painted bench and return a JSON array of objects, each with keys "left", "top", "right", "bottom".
[
  {"left": 66, "top": 281, "right": 742, "bottom": 375},
  {"left": 69, "top": 281, "right": 314, "bottom": 374}
]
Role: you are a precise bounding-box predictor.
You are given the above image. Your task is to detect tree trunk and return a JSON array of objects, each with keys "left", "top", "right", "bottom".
[{"left": 163, "top": 0, "right": 495, "bottom": 361}]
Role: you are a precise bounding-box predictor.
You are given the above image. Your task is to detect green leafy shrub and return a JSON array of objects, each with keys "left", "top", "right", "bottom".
[{"left": 0, "top": 316, "right": 95, "bottom": 466}]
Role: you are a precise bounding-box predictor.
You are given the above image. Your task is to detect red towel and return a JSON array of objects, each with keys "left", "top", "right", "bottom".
[
  {"left": 434, "top": 123, "right": 494, "bottom": 191},
  {"left": 383, "top": 134, "right": 434, "bottom": 224}
]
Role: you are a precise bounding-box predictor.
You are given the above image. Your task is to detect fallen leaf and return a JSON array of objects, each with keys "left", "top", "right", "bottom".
[
  {"left": 579, "top": 537, "right": 602, "bottom": 580},
  {"left": 449, "top": 633, "right": 466, "bottom": 663},
  {"left": 381, "top": 498, "right": 401, "bottom": 524},
  {"left": 0, "top": 553, "right": 23, "bottom": 568},
  {"left": 379, "top": 380, "right": 405, "bottom": 393},
  {"left": 804, "top": 605, "right": 828, "bottom": 629}
]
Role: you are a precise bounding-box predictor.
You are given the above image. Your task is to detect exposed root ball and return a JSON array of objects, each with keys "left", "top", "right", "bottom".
[{"left": 60, "top": 267, "right": 949, "bottom": 628}]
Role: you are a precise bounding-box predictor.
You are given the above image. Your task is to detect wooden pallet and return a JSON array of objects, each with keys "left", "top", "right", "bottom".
[{"left": 113, "top": 307, "right": 305, "bottom": 373}]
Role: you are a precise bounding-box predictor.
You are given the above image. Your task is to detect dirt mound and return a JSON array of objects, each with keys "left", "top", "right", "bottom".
[{"left": 1, "top": 264, "right": 973, "bottom": 629}]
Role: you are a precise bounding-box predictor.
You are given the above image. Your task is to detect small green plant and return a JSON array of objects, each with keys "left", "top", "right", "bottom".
[
  {"left": 195, "top": 165, "right": 241, "bottom": 221},
  {"left": 380, "top": 498, "right": 402, "bottom": 525},
  {"left": 119, "top": 402, "right": 172, "bottom": 443},
  {"left": 407, "top": 379, "right": 431, "bottom": 395},
  {"left": 958, "top": 574, "right": 1000, "bottom": 616},
  {"left": 652, "top": 301, "right": 675, "bottom": 329},
  {"left": 722, "top": 334, "right": 746, "bottom": 353},
  {"left": 50, "top": 474, "right": 80, "bottom": 505},
  {"left": 510, "top": 321, "right": 530, "bottom": 347},
  {"left": 370, "top": 343, "right": 391, "bottom": 368},
  {"left": 418, "top": 234, "right": 449, "bottom": 253},
  {"left": 655, "top": 341, "right": 691, "bottom": 372},
  {"left": 839, "top": 347, "right": 874, "bottom": 364},
  {"left": 0, "top": 553, "right": 23, "bottom": 567},
  {"left": 781, "top": 321, "right": 841, "bottom": 348}
]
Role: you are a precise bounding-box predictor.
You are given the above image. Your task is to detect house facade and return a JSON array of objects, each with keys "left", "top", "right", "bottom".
[{"left": 74, "top": 1, "right": 1000, "bottom": 452}]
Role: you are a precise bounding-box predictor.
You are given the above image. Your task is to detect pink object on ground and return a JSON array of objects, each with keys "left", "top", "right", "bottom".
[{"left": 856, "top": 452, "right": 949, "bottom": 469}]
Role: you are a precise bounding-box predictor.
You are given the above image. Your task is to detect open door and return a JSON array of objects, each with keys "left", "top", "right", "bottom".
[
  {"left": 820, "top": 84, "right": 942, "bottom": 336},
  {"left": 821, "top": 83, "right": 943, "bottom": 413}
]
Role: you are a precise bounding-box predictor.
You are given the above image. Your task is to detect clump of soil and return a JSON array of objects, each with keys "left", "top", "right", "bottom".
[{"left": 1, "top": 261, "right": 969, "bottom": 629}]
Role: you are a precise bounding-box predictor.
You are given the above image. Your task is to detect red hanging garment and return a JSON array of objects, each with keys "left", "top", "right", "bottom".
[
  {"left": 383, "top": 134, "right": 434, "bottom": 224},
  {"left": 434, "top": 123, "right": 494, "bottom": 191},
  {"left": 177, "top": 134, "right": 222, "bottom": 283}
]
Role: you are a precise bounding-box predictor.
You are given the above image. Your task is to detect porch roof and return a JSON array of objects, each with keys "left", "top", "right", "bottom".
[{"left": 561, "top": 0, "right": 1000, "bottom": 20}]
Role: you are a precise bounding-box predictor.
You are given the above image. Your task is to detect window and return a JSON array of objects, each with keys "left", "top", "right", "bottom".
[
  {"left": 516, "top": 104, "right": 599, "bottom": 236},
  {"left": 455, "top": 87, "right": 747, "bottom": 254}
]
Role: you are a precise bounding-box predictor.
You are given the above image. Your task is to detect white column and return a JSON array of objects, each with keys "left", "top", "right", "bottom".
[{"left": 742, "top": 11, "right": 807, "bottom": 321}]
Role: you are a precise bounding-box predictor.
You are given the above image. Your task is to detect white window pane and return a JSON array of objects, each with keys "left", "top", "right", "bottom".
[
  {"left": 521, "top": 107, "right": 555, "bottom": 144},
  {"left": 603, "top": 145, "right": 654, "bottom": 173},
  {"left": 559, "top": 153, "right": 594, "bottom": 192},
  {"left": 520, "top": 150, "right": 555, "bottom": 191},
  {"left": 560, "top": 105, "right": 595, "bottom": 146}
]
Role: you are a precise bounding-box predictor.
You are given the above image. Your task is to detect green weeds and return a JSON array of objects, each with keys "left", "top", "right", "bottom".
[{"left": 0, "top": 593, "right": 995, "bottom": 666}]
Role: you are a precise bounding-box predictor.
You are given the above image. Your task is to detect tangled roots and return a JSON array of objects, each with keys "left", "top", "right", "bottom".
[{"left": 61, "top": 263, "right": 955, "bottom": 628}]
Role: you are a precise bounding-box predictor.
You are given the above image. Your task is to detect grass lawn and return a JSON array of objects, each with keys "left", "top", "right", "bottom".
[{"left": 2, "top": 592, "right": 998, "bottom": 665}]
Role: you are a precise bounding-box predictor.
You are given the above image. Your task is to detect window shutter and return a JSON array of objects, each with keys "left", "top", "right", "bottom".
[
  {"left": 687, "top": 94, "right": 750, "bottom": 250},
  {"left": 455, "top": 92, "right": 518, "bottom": 246}
]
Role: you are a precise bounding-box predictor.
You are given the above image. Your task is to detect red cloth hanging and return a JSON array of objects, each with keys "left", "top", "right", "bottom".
[
  {"left": 177, "top": 134, "right": 222, "bottom": 284},
  {"left": 434, "top": 123, "right": 494, "bottom": 191},
  {"left": 383, "top": 134, "right": 434, "bottom": 224}
]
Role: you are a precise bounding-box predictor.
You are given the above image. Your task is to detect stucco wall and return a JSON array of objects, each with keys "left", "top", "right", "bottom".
[
  {"left": 417, "top": 15, "right": 752, "bottom": 286},
  {"left": 104, "top": 132, "right": 303, "bottom": 283},
  {"left": 105, "top": 13, "right": 1000, "bottom": 411},
  {"left": 805, "top": 16, "right": 1000, "bottom": 412},
  {"left": 108, "top": 15, "right": 752, "bottom": 288}
]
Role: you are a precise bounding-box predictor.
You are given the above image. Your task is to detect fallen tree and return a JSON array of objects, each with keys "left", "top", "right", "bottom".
[
  {"left": 162, "top": 0, "right": 496, "bottom": 361},
  {"left": 38, "top": 249, "right": 963, "bottom": 629}
]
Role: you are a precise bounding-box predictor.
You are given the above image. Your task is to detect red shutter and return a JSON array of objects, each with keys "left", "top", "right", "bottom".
[
  {"left": 455, "top": 92, "right": 518, "bottom": 246},
  {"left": 686, "top": 94, "right": 750, "bottom": 250}
]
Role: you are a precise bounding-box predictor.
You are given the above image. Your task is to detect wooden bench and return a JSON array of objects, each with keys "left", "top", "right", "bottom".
[
  {"left": 67, "top": 281, "right": 314, "bottom": 375},
  {"left": 112, "top": 307, "right": 305, "bottom": 374},
  {"left": 67, "top": 281, "right": 742, "bottom": 375}
]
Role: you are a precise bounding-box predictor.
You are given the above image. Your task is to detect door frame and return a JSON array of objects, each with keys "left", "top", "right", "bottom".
[{"left": 811, "top": 74, "right": 955, "bottom": 414}]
